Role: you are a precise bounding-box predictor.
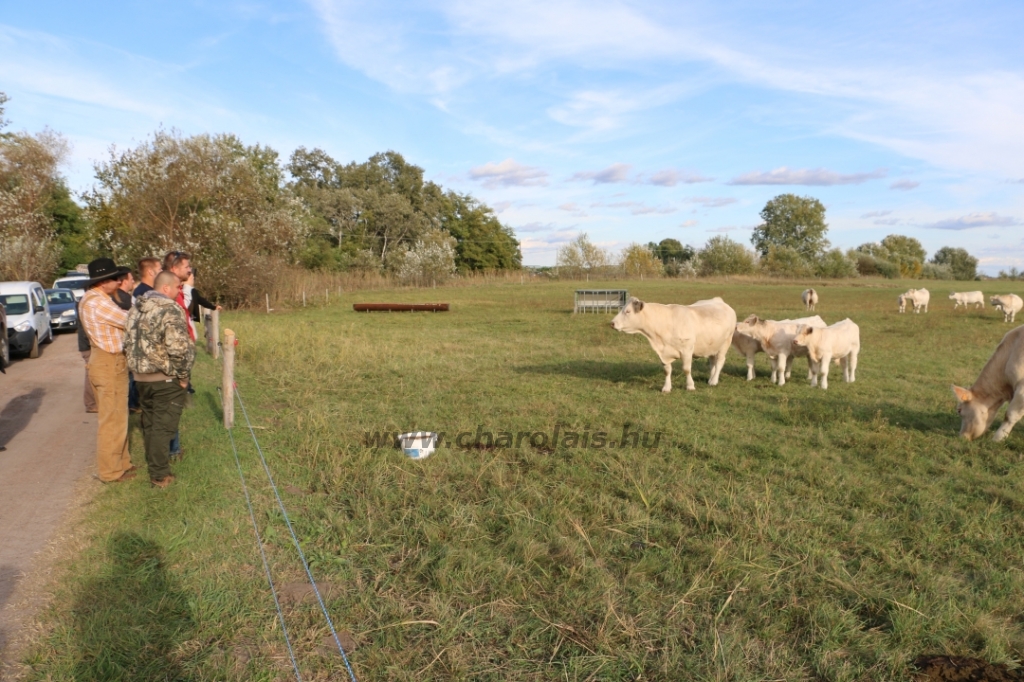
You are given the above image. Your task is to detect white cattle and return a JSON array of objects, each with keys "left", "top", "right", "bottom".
[
  {"left": 952, "top": 325, "right": 1024, "bottom": 441},
  {"left": 802, "top": 288, "right": 818, "bottom": 311},
  {"left": 735, "top": 315, "right": 827, "bottom": 385},
  {"left": 731, "top": 329, "right": 764, "bottom": 381},
  {"left": 949, "top": 291, "right": 985, "bottom": 310},
  {"left": 791, "top": 319, "right": 860, "bottom": 390},
  {"left": 611, "top": 297, "right": 736, "bottom": 392},
  {"left": 991, "top": 294, "right": 1024, "bottom": 323},
  {"left": 904, "top": 288, "right": 930, "bottom": 313},
  {"left": 897, "top": 293, "right": 906, "bottom": 314}
]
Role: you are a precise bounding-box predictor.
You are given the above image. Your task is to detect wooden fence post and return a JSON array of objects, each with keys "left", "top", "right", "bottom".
[{"left": 223, "top": 328, "right": 235, "bottom": 429}]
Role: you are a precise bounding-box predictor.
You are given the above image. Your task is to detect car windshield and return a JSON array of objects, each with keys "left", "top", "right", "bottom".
[
  {"left": 47, "top": 290, "right": 75, "bottom": 304},
  {"left": 56, "top": 279, "right": 86, "bottom": 291},
  {"left": 0, "top": 294, "right": 30, "bottom": 315}
]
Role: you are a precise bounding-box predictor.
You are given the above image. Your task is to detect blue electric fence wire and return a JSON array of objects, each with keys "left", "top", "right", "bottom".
[
  {"left": 235, "top": 387, "right": 359, "bottom": 682},
  {"left": 220, "top": 388, "right": 303, "bottom": 682}
]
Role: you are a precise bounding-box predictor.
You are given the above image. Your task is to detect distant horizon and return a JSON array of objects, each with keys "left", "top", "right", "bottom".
[{"left": 3, "top": 1, "right": 1021, "bottom": 273}]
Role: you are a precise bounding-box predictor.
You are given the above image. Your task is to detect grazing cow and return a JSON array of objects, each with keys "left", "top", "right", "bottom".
[
  {"left": 802, "top": 288, "right": 818, "bottom": 311},
  {"left": 952, "top": 325, "right": 1024, "bottom": 441},
  {"left": 904, "top": 288, "right": 930, "bottom": 313},
  {"left": 949, "top": 291, "right": 985, "bottom": 310},
  {"left": 897, "top": 293, "right": 906, "bottom": 314},
  {"left": 611, "top": 296, "right": 736, "bottom": 392},
  {"left": 735, "top": 315, "right": 827, "bottom": 385},
  {"left": 791, "top": 319, "right": 860, "bottom": 390},
  {"left": 990, "top": 294, "right": 1023, "bottom": 323}
]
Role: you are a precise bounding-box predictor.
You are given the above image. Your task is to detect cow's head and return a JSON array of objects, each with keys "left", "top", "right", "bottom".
[
  {"left": 989, "top": 296, "right": 1001, "bottom": 307},
  {"left": 736, "top": 314, "right": 762, "bottom": 336},
  {"left": 791, "top": 325, "right": 816, "bottom": 351},
  {"left": 952, "top": 385, "right": 995, "bottom": 440},
  {"left": 948, "top": 292, "right": 957, "bottom": 299},
  {"left": 611, "top": 297, "right": 645, "bottom": 333}
]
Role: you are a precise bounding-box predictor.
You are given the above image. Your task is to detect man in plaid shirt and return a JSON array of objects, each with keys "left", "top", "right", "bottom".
[{"left": 80, "top": 257, "right": 136, "bottom": 483}]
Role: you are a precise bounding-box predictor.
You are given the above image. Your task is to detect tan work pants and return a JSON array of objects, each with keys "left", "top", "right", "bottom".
[
  {"left": 81, "top": 350, "right": 97, "bottom": 412},
  {"left": 87, "top": 348, "right": 132, "bottom": 482}
]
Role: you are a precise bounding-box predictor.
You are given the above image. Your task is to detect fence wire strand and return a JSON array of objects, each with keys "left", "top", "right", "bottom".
[
  {"left": 219, "top": 387, "right": 304, "bottom": 682},
  {"left": 234, "top": 386, "right": 359, "bottom": 682}
]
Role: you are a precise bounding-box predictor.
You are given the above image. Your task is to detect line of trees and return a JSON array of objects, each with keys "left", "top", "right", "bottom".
[
  {"left": 0, "top": 93, "right": 521, "bottom": 304},
  {"left": 555, "top": 194, "right": 980, "bottom": 281}
]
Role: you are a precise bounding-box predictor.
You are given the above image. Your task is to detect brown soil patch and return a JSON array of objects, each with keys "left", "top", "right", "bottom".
[
  {"left": 913, "top": 655, "right": 1024, "bottom": 681},
  {"left": 276, "top": 581, "right": 343, "bottom": 607}
]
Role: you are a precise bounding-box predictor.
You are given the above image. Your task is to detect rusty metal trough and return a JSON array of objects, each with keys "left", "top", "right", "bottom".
[{"left": 353, "top": 303, "right": 450, "bottom": 312}]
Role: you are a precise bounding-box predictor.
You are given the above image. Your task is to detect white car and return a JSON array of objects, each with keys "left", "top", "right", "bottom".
[
  {"left": 52, "top": 273, "right": 89, "bottom": 301},
  {"left": 0, "top": 281, "right": 53, "bottom": 359}
]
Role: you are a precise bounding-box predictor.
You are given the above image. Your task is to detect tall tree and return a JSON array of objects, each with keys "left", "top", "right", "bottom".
[
  {"left": 750, "top": 194, "right": 830, "bottom": 260},
  {"left": 880, "top": 234, "right": 926, "bottom": 278},
  {"left": 87, "top": 130, "right": 307, "bottom": 305},
  {"left": 931, "top": 246, "right": 978, "bottom": 281}
]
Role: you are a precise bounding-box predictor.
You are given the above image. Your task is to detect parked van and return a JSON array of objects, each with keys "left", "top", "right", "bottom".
[
  {"left": 53, "top": 273, "right": 89, "bottom": 301},
  {"left": 0, "top": 281, "right": 53, "bottom": 359}
]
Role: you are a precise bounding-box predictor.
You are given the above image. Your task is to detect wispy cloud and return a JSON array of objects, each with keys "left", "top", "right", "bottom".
[
  {"left": 860, "top": 210, "right": 892, "bottom": 219},
  {"left": 921, "top": 212, "right": 1021, "bottom": 231},
  {"left": 890, "top": 179, "right": 919, "bottom": 191},
  {"left": 707, "top": 226, "right": 739, "bottom": 233},
  {"left": 680, "top": 220, "right": 698, "bottom": 227},
  {"left": 728, "top": 167, "right": 887, "bottom": 186},
  {"left": 469, "top": 159, "right": 548, "bottom": 188},
  {"left": 874, "top": 218, "right": 902, "bottom": 226},
  {"left": 515, "top": 221, "right": 557, "bottom": 233},
  {"left": 647, "top": 169, "right": 712, "bottom": 186},
  {"left": 687, "top": 196, "right": 737, "bottom": 208},
  {"left": 570, "top": 163, "right": 632, "bottom": 184},
  {"left": 591, "top": 199, "right": 674, "bottom": 215}
]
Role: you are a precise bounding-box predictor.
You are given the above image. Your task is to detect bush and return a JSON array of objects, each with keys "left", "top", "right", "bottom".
[
  {"left": 697, "top": 236, "right": 757, "bottom": 276},
  {"left": 393, "top": 229, "right": 457, "bottom": 286},
  {"left": 620, "top": 243, "right": 664, "bottom": 278},
  {"left": 815, "top": 249, "right": 859, "bottom": 279},
  {"left": 761, "top": 246, "right": 813, "bottom": 278},
  {"left": 920, "top": 263, "right": 954, "bottom": 280}
]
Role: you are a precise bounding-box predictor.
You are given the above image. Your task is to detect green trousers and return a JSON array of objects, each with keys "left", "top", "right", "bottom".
[{"left": 137, "top": 380, "right": 187, "bottom": 481}]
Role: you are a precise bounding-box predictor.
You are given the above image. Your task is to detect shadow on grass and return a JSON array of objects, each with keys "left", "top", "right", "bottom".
[
  {"left": 69, "top": 532, "right": 196, "bottom": 681},
  {"left": 516, "top": 360, "right": 670, "bottom": 385}
]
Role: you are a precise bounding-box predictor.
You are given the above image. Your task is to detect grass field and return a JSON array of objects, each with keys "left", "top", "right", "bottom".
[{"left": 19, "top": 278, "right": 1024, "bottom": 681}]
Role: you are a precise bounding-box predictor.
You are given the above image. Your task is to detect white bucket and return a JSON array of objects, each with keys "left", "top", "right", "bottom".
[{"left": 399, "top": 432, "right": 437, "bottom": 460}]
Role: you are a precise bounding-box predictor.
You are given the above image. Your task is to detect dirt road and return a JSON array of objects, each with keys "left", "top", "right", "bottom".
[{"left": 0, "top": 333, "right": 97, "bottom": 660}]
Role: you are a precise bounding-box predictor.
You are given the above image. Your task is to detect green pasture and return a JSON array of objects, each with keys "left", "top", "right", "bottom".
[{"left": 21, "top": 279, "right": 1024, "bottom": 681}]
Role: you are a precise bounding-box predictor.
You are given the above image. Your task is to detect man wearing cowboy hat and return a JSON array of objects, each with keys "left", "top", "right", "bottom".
[{"left": 80, "top": 257, "right": 136, "bottom": 483}]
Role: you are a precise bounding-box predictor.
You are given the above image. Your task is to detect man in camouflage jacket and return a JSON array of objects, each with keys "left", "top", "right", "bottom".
[{"left": 124, "top": 271, "right": 196, "bottom": 487}]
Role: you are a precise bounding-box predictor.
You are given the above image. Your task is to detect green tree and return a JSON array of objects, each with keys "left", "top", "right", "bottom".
[
  {"left": 760, "top": 245, "right": 812, "bottom": 277},
  {"left": 557, "top": 233, "right": 610, "bottom": 278},
  {"left": 620, "top": 243, "right": 664, "bottom": 278},
  {"left": 931, "top": 246, "right": 978, "bottom": 281},
  {"left": 751, "top": 194, "right": 830, "bottom": 260},
  {"left": 815, "top": 248, "right": 859, "bottom": 278},
  {"left": 698, "top": 235, "right": 756, "bottom": 276},
  {"left": 87, "top": 130, "right": 307, "bottom": 305},
  {"left": 879, "top": 234, "right": 925, "bottom": 277}
]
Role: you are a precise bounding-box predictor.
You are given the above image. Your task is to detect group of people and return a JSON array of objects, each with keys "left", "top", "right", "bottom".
[{"left": 78, "top": 252, "right": 220, "bottom": 487}]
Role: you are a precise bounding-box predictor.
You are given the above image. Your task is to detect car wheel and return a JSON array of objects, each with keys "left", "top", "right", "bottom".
[
  {"left": 29, "top": 332, "right": 39, "bottom": 359},
  {"left": 1, "top": 333, "right": 8, "bottom": 369},
  {"left": 45, "top": 325, "right": 54, "bottom": 343}
]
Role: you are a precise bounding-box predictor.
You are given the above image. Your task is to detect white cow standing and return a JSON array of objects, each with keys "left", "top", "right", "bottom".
[
  {"left": 904, "top": 288, "right": 930, "bottom": 313},
  {"left": 791, "top": 319, "right": 860, "bottom": 390},
  {"left": 949, "top": 291, "right": 985, "bottom": 310},
  {"left": 953, "top": 325, "right": 1024, "bottom": 441},
  {"left": 802, "top": 288, "right": 818, "bottom": 311},
  {"left": 731, "top": 329, "right": 764, "bottom": 381},
  {"left": 897, "top": 293, "right": 906, "bottom": 314},
  {"left": 611, "top": 297, "right": 736, "bottom": 392},
  {"left": 735, "top": 315, "right": 827, "bottom": 385},
  {"left": 991, "top": 294, "right": 1024, "bottom": 323}
]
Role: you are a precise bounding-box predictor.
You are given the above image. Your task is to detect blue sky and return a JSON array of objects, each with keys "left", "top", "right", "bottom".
[{"left": 2, "top": 1, "right": 1022, "bottom": 269}]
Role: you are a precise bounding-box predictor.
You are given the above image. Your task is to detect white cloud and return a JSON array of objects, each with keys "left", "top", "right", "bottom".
[
  {"left": 468, "top": 159, "right": 548, "bottom": 188},
  {"left": 687, "top": 196, "right": 738, "bottom": 208},
  {"left": 570, "top": 162, "right": 632, "bottom": 184},
  {"left": 728, "top": 166, "right": 887, "bottom": 186},
  {"left": 648, "top": 169, "right": 713, "bottom": 186},
  {"left": 860, "top": 210, "right": 892, "bottom": 219},
  {"left": 491, "top": 201, "right": 512, "bottom": 213},
  {"left": 921, "top": 212, "right": 1021, "bottom": 231},
  {"left": 890, "top": 179, "right": 919, "bottom": 191},
  {"left": 680, "top": 220, "right": 698, "bottom": 227},
  {"left": 707, "top": 226, "right": 739, "bottom": 233}
]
